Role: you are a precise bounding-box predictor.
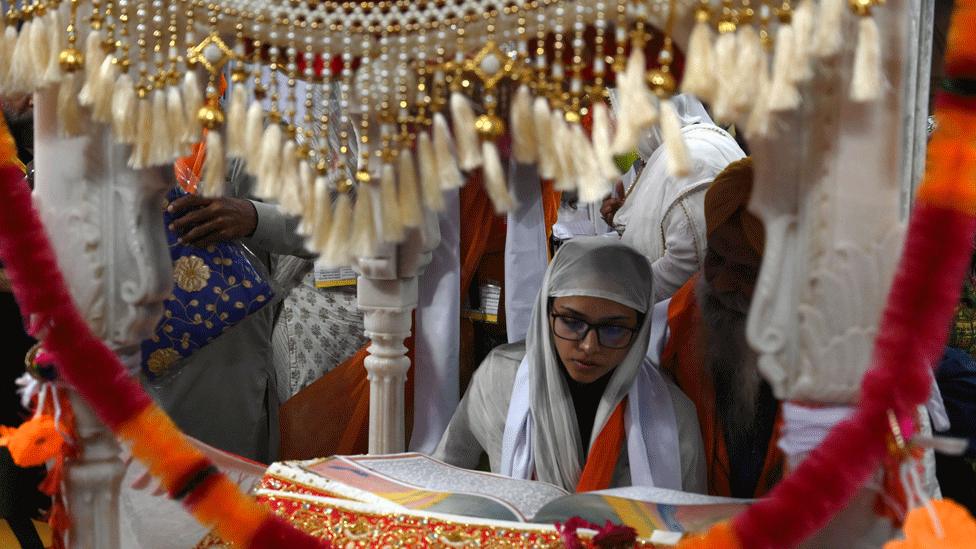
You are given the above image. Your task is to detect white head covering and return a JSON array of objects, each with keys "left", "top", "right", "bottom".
[
  {"left": 523, "top": 237, "right": 654, "bottom": 490},
  {"left": 636, "top": 94, "right": 715, "bottom": 161}
]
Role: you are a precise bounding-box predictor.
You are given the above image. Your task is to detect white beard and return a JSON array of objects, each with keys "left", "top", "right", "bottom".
[{"left": 697, "top": 276, "right": 761, "bottom": 445}]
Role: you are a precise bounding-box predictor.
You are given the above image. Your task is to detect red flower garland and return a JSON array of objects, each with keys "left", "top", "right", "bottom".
[{"left": 0, "top": 159, "right": 327, "bottom": 548}]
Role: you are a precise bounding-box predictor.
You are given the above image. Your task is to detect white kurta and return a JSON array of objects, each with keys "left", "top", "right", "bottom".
[
  {"left": 433, "top": 342, "right": 707, "bottom": 493},
  {"left": 615, "top": 125, "right": 745, "bottom": 303}
]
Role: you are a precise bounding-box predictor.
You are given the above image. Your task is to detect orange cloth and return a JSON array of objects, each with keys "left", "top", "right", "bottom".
[
  {"left": 541, "top": 179, "right": 560, "bottom": 255},
  {"left": 660, "top": 276, "right": 783, "bottom": 497},
  {"left": 0, "top": 108, "right": 25, "bottom": 173},
  {"left": 575, "top": 398, "right": 627, "bottom": 492},
  {"left": 703, "top": 157, "right": 764, "bottom": 254}
]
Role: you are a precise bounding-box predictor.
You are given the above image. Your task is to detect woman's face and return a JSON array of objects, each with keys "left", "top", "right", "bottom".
[{"left": 549, "top": 295, "right": 641, "bottom": 384}]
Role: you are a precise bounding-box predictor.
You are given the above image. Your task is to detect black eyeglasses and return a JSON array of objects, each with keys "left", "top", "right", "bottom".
[{"left": 549, "top": 314, "right": 636, "bottom": 349}]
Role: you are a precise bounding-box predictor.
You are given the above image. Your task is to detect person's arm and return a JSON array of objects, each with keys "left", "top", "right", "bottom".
[
  {"left": 245, "top": 200, "right": 315, "bottom": 259},
  {"left": 432, "top": 368, "right": 489, "bottom": 469},
  {"left": 650, "top": 190, "right": 708, "bottom": 303}
]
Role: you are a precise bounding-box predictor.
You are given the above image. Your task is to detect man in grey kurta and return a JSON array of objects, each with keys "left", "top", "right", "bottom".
[{"left": 146, "top": 161, "right": 312, "bottom": 463}]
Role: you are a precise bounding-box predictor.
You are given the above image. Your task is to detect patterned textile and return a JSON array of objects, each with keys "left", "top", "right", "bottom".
[
  {"left": 140, "top": 187, "right": 274, "bottom": 381},
  {"left": 950, "top": 266, "right": 976, "bottom": 357},
  {"left": 274, "top": 273, "right": 366, "bottom": 398}
]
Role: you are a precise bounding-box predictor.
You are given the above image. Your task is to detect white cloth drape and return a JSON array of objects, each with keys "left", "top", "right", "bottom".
[
  {"left": 409, "top": 190, "right": 461, "bottom": 453},
  {"left": 505, "top": 162, "right": 549, "bottom": 343}
]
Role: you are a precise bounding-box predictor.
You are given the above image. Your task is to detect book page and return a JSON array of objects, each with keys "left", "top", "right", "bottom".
[
  {"left": 341, "top": 453, "right": 569, "bottom": 521},
  {"left": 533, "top": 487, "right": 749, "bottom": 538}
]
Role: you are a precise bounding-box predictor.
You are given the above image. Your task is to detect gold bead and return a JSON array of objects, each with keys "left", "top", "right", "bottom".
[
  {"left": 647, "top": 68, "right": 677, "bottom": 98},
  {"left": 336, "top": 178, "right": 353, "bottom": 193},
  {"left": 475, "top": 113, "right": 505, "bottom": 140},
  {"left": 59, "top": 48, "right": 85, "bottom": 73},
  {"left": 694, "top": 6, "right": 710, "bottom": 23},
  {"left": 355, "top": 169, "right": 371, "bottom": 183},
  {"left": 849, "top": 0, "right": 873, "bottom": 16},
  {"left": 231, "top": 67, "right": 247, "bottom": 83},
  {"left": 563, "top": 110, "right": 580, "bottom": 124},
  {"left": 315, "top": 158, "right": 328, "bottom": 174},
  {"left": 197, "top": 104, "right": 225, "bottom": 129}
]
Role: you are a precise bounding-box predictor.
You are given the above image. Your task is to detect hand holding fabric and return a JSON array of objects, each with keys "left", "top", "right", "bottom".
[
  {"left": 600, "top": 181, "right": 626, "bottom": 227},
  {"left": 167, "top": 194, "right": 258, "bottom": 248}
]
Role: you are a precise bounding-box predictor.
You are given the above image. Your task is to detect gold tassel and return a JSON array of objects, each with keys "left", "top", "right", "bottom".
[
  {"left": 551, "top": 111, "right": 575, "bottom": 192},
  {"left": 322, "top": 191, "right": 352, "bottom": 268},
  {"left": 533, "top": 97, "right": 556, "bottom": 180},
  {"left": 350, "top": 186, "right": 377, "bottom": 258},
  {"left": 90, "top": 56, "right": 118, "bottom": 123},
  {"left": 277, "top": 140, "right": 302, "bottom": 215},
  {"left": 590, "top": 102, "right": 619, "bottom": 180},
  {"left": 680, "top": 15, "right": 716, "bottom": 102},
  {"left": 814, "top": 0, "right": 846, "bottom": 57},
  {"left": 310, "top": 176, "right": 332, "bottom": 253},
  {"left": 255, "top": 123, "right": 282, "bottom": 199},
  {"left": 397, "top": 147, "right": 424, "bottom": 229},
  {"left": 850, "top": 16, "right": 881, "bottom": 102},
  {"left": 111, "top": 74, "right": 137, "bottom": 144},
  {"left": 481, "top": 140, "right": 515, "bottom": 214},
  {"left": 78, "top": 29, "right": 105, "bottom": 106},
  {"left": 610, "top": 48, "right": 658, "bottom": 155},
  {"left": 200, "top": 130, "right": 225, "bottom": 197},
  {"left": 379, "top": 162, "right": 404, "bottom": 243},
  {"left": 243, "top": 101, "right": 265, "bottom": 174},
  {"left": 226, "top": 85, "right": 248, "bottom": 157},
  {"left": 433, "top": 113, "right": 462, "bottom": 190},
  {"left": 166, "top": 85, "right": 186, "bottom": 159},
  {"left": 767, "top": 25, "right": 800, "bottom": 112},
  {"left": 509, "top": 85, "right": 537, "bottom": 165},
  {"left": 711, "top": 30, "right": 738, "bottom": 124},
  {"left": 9, "top": 21, "right": 35, "bottom": 94},
  {"left": 148, "top": 89, "right": 171, "bottom": 166},
  {"left": 57, "top": 72, "right": 84, "bottom": 137},
  {"left": 128, "top": 97, "right": 152, "bottom": 168},
  {"left": 417, "top": 132, "right": 444, "bottom": 212},
  {"left": 181, "top": 71, "right": 203, "bottom": 145},
  {"left": 746, "top": 51, "right": 773, "bottom": 137},
  {"left": 449, "top": 91, "right": 482, "bottom": 170},
  {"left": 660, "top": 99, "right": 691, "bottom": 178},
  {"left": 730, "top": 26, "right": 762, "bottom": 123},
  {"left": 42, "top": 9, "right": 64, "bottom": 86},
  {"left": 572, "top": 124, "right": 610, "bottom": 204},
  {"left": 790, "top": 0, "right": 815, "bottom": 83}
]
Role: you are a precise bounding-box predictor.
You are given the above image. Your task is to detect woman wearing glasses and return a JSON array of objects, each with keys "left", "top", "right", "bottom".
[{"left": 435, "top": 237, "right": 706, "bottom": 493}]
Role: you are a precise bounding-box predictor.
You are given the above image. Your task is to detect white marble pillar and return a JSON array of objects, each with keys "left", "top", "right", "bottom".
[
  {"left": 32, "top": 87, "right": 173, "bottom": 549},
  {"left": 356, "top": 213, "right": 438, "bottom": 454}
]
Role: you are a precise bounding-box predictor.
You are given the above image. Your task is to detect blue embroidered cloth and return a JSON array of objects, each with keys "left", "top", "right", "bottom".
[{"left": 141, "top": 187, "right": 274, "bottom": 381}]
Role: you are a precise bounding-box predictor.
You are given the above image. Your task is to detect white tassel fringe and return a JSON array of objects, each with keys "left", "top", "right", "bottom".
[
  {"left": 397, "top": 148, "right": 424, "bottom": 229},
  {"left": 200, "top": 130, "right": 225, "bottom": 197},
  {"left": 433, "top": 113, "right": 463, "bottom": 190},
  {"left": 481, "top": 141, "right": 515, "bottom": 213},
  {"left": 510, "top": 85, "right": 537, "bottom": 165},
  {"left": 660, "top": 99, "right": 691, "bottom": 178},
  {"left": 417, "top": 132, "right": 444, "bottom": 212},
  {"left": 533, "top": 97, "right": 556, "bottom": 179},
  {"left": 450, "top": 91, "right": 482, "bottom": 170},
  {"left": 226, "top": 85, "right": 248, "bottom": 157},
  {"left": 768, "top": 25, "right": 800, "bottom": 112},
  {"left": 850, "top": 17, "right": 882, "bottom": 102},
  {"left": 680, "top": 19, "right": 715, "bottom": 101}
]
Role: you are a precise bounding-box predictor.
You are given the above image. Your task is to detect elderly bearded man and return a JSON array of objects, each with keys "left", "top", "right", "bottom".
[{"left": 657, "top": 157, "right": 783, "bottom": 498}]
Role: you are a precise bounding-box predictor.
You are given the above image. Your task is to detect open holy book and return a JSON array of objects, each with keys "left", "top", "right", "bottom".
[{"left": 259, "top": 453, "right": 748, "bottom": 539}]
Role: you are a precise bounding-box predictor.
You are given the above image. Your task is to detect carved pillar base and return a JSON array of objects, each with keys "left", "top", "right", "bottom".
[
  {"left": 65, "top": 391, "right": 124, "bottom": 549},
  {"left": 359, "top": 277, "right": 418, "bottom": 454}
]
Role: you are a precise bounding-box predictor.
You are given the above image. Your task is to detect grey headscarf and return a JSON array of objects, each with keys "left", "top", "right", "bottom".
[{"left": 526, "top": 237, "right": 654, "bottom": 490}]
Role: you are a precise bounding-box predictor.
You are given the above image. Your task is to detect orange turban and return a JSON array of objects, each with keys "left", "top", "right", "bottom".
[{"left": 704, "top": 157, "right": 764, "bottom": 254}]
